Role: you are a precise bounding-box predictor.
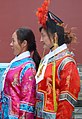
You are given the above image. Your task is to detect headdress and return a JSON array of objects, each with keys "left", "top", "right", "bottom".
[
  {"left": 36, "top": 0, "right": 63, "bottom": 32},
  {"left": 36, "top": 0, "right": 77, "bottom": 45}
]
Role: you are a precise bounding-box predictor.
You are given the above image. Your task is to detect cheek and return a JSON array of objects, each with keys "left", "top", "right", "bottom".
[
  {"left": 16, "top": 45, "right": 22, "bottom": 51},
  {"left": 45, "top": 38, "right": 51, "bottom": 44},
  {"left": 14, "top": 41, "right": 20, "bottom": 49},
  {"left": 13, "top": 44, "right": 22, "bottom": 54}
]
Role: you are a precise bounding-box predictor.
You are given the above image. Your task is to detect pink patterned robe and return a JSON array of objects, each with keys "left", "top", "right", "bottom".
[{"left": 0, "top": 55, "right": 36, "bottom": 119}]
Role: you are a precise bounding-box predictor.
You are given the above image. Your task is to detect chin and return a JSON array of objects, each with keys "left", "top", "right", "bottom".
[
  {"left": 43, "top": 45, "right": 47, "bottom": 49},
  {"left": 13, "top": 52, "right": 17, "bottom": 56}
]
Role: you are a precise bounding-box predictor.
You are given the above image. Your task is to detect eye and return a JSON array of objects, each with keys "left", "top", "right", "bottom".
[
  {"left": 42, "top": 33, "right": 46, "bottom": 38},
  {"left": 11, "top": 38, "right": 15, "bottom": 44}
]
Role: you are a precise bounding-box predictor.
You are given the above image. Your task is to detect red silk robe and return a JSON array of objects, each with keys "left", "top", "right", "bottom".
[{"left": 36, "top": 45, "right": 80, "bottom": 119}]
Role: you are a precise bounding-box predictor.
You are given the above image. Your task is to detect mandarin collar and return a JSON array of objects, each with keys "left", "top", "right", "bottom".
[{"left": 51, "top": 44, "right": 67, "bottom": 56}]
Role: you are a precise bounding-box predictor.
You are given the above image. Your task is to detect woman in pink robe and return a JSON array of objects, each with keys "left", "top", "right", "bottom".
[{"left": 0, "top": 27, "right": 41, "bottom": 119}]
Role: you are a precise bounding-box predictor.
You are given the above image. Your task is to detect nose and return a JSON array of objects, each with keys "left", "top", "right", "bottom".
[
  {"left": 40, "top": 37, "right": 43, "bottom": 42},
  {"left": 10, "top": 41, "right": 13, "bottom": 46}
]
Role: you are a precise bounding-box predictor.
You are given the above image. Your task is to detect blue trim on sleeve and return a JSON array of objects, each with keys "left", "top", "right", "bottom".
[
  {"left": 20, "top": 63, "right": 35, "bottom": 82},
  {"left": 9, "top": 115, "right": 18, "bottom": 119},
  {"left": 20, "top": 103, "right": 35, "bottom": 113}
]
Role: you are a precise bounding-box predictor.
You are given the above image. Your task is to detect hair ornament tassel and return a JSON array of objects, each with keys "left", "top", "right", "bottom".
[{"left": 64, "top": 24, "right": 77, "bottom": 43}]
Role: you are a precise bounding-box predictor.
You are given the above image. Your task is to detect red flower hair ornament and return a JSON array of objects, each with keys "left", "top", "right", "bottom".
[
  {"left": 36, "top": 0, "right": 51, "bottom": 27},
  {"left": 36, "top": 0, "right": 63, "bottom": 27}
]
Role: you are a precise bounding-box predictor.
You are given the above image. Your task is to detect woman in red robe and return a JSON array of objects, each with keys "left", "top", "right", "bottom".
[{"left": 35, "top": 0, "right": 80, "bottom": 119}]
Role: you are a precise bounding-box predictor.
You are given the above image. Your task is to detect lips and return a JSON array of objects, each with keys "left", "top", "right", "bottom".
[{"left": 11, "top": 47, "right": 14, "bottom": 49}]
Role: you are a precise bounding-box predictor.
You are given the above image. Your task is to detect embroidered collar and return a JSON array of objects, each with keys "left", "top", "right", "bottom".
[
  {"left": 13, "top": 51, "right": 30, "bottom": 62},
  {"left": 50, "top": 43, "right": 67, "bottom": 56},
  {"left": 1, "top": 51, "right": 30, "bottom": 91},
  {"left": 35, "top": 44, "right": 67, "bottom": 84},
  {"left": 41, "top": 44, "right": 67, "bottom": 63}
]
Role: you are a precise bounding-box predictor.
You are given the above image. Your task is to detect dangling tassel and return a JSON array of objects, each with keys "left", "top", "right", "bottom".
[
  {"left": 42, "top": 48, "right": 46, "bottom": 58},
  {"left": 52, "top": 61, "right": 58, "bottom": 112}
]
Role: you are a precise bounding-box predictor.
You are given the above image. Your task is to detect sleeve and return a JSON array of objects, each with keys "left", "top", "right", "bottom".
[
  {"left": 19, "top": 64, "right": 36, "bottom": 119},
  {"left": 56, "top": 62, "right": 80, "bottom": 119}
]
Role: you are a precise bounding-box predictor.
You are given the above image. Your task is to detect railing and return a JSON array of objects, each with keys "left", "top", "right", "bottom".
[{"left": 72, "top": 65, "right": 82, "bottom": 119}]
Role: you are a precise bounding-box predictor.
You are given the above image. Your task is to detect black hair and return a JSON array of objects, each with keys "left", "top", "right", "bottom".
[
  {"left": 16, "top": 27, "right": 41, "bottom": 71},
  {"left": 39, "top": 18, "right": 73, "bottom": 46}
]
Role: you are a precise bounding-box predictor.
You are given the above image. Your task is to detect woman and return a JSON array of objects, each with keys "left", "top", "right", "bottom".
[
  {"left": 35, "top": 0, "right": 80, "bottom": 119},
  {"left": 0, "top": 27, "right": 41, "bottom": 119}
]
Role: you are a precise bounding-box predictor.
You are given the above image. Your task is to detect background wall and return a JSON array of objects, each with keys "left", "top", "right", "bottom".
[{"left": 0, "top": 0, "right": 82, "bottom": 64}]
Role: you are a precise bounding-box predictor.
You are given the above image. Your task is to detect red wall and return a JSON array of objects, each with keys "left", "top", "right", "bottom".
[{"left": 0, "top": 0, "right": 82, "bottom": 64}]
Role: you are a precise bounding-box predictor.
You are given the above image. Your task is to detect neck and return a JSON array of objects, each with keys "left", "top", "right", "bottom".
[{"left": 50, "top": 43, "right": 58, "bottom": 51}]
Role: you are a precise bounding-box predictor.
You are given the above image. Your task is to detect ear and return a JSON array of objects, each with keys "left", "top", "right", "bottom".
[{"left": 22, "top": 40, "right": 27, "bottom": 48}]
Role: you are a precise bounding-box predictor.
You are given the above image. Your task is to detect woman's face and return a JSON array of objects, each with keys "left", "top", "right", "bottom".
[
  {"left": 10, "top": 32, "right": 23, "bottom": 56},
  {"left": 40, "top": 28, "right": 53, "bottom": 50}
]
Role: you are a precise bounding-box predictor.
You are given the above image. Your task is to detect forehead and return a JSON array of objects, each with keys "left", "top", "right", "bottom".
[
  {"left": 41, "top": 28, "right": 47, "bottom": 34},
  {"left": 12, "top": 31, "right": 17, "bottom": 38}
]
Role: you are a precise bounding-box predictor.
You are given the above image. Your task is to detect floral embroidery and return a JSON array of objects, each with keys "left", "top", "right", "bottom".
[{"left": 12, "top": 73, "right": 19, "bottom": 87}]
